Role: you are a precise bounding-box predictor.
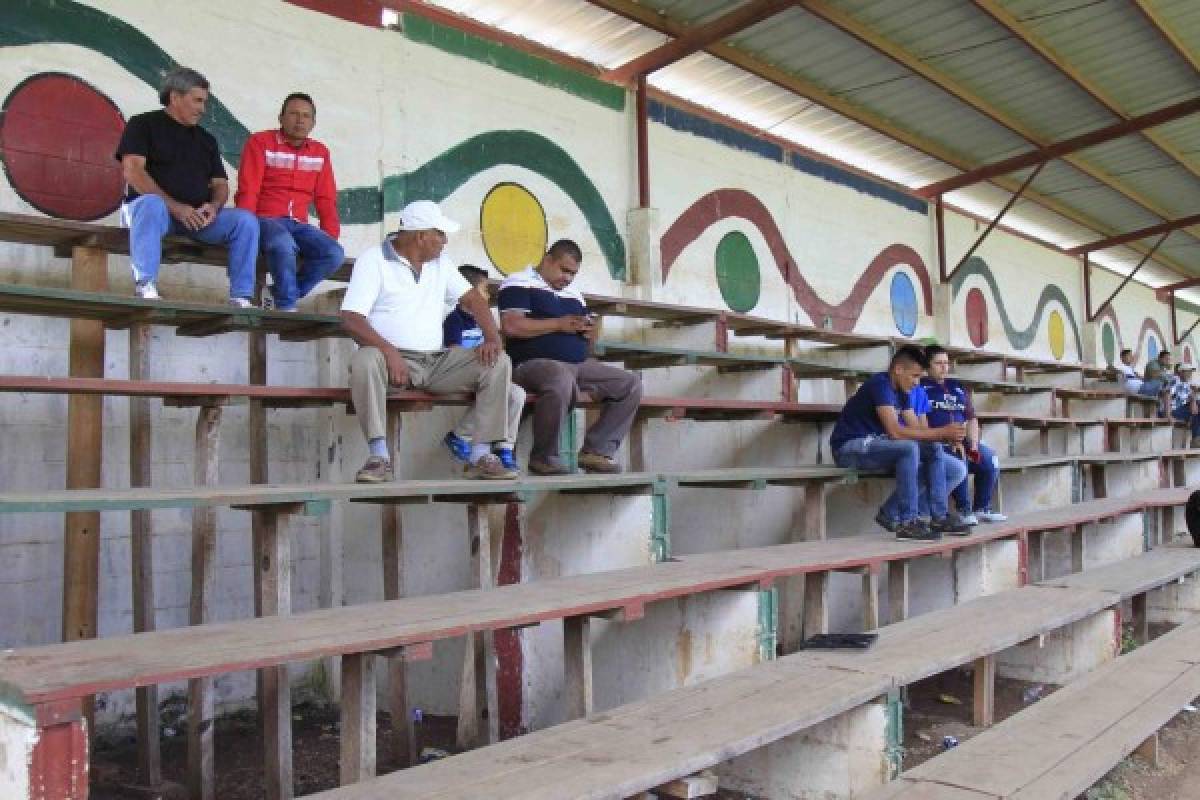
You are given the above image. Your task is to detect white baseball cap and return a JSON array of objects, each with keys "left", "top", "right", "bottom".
[{"left": 397, "top": 200, "right": 460, "bottom": 234}]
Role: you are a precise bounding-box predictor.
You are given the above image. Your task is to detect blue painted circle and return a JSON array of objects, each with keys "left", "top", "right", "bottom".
[
  {"left": 890, "top": 271, "right": 918, "bottom": 337},
  {"left": 1148, "top": 335, "right": 1160, "bottom": 360}
]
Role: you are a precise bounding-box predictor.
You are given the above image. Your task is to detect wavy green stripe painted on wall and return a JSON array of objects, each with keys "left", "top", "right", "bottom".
[
  {"left": 3, "top": 1, "right": 627, "bottom": 279},
  {"left": 951, "top": 256, "right": 1082, "bottom": 357},
  {"left": 402, "top": 14, "right": 625, "bottom": 112}
]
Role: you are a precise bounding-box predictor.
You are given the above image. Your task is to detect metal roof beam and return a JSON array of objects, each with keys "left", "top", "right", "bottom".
[
  {"left": 604, "top": 0, "right": 798, "bottom": 84},
  {"left": 580, "top": 0, "right": 1196, "bottom": 278},
  {"left": 916, "top": 96, "right": 1200, "bottom": 198},
  {"left": 798, "top": 0, "right": 1200, "bottom": 249},
  {"left": 971, "top": 0, "right": 1200, "bottom": 186},
  {"left": 1067, "top": 213, "right": 1200, "bottom": 255}
]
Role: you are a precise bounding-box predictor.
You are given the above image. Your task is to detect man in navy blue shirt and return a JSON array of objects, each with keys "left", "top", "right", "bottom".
[
  {"left": 442, "top": 265, "right": 526, "bottom": 472},
  {"left": 830, "top": 345, "right": 968, "bottom": 541},
  {"left": 921, "top": 345, "right": 1006, "bottom": 524},
  {"left": 499, "top": 240, "right": 642, "bottom": 475}
]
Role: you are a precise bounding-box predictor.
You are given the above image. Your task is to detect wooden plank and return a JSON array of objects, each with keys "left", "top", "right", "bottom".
[
  {"left": 127, "top": 322, "right": 161, "bottom": 790},
  {"left": 862, "top": 566, "right": 880, "bottom": 631},
  {"left": 972, "top": 655, "right": 995, "bottom": 728},
  {"left": 340, "top": 653, "right": 377, "bottom": 784},
  {"left": 62, "top": 245, "right": 107, "bottom": 734},
  {"left": 380, "top": 411, "right": 414, "bottom": 766},
  {"left": 1041, "top": 547, "right": 1200, "bottom": 599},
  {"left": 188, "top": 404, "right": 222, "bottom": 800},
  {"left": 563, "top": 616, "right": 594, "bottom": 720}
]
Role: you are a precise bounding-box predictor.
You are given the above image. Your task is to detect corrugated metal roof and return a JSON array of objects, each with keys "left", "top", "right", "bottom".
[{"left": 422, "top": 0, "right": 1200, "bottom": 283}]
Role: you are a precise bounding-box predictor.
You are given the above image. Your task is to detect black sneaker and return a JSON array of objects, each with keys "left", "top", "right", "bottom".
[
  {"left": 896, "top": 519, "right": 941, "bottom": 541},
  {"left": 874, "top": 510, "right": 899, "bottom": 533},
  {"left": 931, "top": 512, "right": 971, "bottom": 536}
]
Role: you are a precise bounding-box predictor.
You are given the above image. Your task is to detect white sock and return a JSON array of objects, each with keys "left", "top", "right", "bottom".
[
  {"left": 369, "top": 437, "right": 389, "bottom": 460},
  {"left": 469, "top": 442, "right": 491, "bottom": 463}
]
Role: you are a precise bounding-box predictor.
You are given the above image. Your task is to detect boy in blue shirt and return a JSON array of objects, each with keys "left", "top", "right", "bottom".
[
  {"left": 442, "top": 265, "right": 526, "bottom": 471},
  {"left": 921, "top": 345, "right": 1006, "bottom": 524},
  {"left": 830, "top": 345, "right": 969, "bottom": 541}
]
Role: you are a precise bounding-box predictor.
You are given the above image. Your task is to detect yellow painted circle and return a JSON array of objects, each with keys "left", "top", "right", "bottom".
[
  {"left": 1048, "top": 309, "right": 1066, "bottom": 361},
  {"left": 480, "top": 183, "right": 548, "bottom": 275}
]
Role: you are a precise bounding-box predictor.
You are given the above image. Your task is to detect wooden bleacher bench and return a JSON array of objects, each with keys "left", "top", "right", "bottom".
[{"left": 867, "top": 616, "right": 1200, "bottom": 800}]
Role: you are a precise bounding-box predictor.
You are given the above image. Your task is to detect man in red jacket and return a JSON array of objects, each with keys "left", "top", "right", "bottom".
[{"left": 236, "top": 93, "right": 344, "bottom": 310}]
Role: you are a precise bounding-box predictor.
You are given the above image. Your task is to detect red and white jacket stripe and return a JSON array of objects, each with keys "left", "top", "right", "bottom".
[{"left": 235, "top": 130, "right": 340, "bottom": 240}]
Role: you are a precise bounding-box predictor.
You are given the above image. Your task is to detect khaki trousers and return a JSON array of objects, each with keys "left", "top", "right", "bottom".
[
  {"left": 349, "top": 346, "right": 514, "bottom": 445},
  {"left": 455, "top": 383, "right": 526, "bottom": 449}
]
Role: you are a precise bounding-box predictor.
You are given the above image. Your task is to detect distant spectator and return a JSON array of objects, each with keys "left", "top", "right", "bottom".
[
  {"left": 1169, "top": 363, "right": 1200, "bottom": 446},
  {"left": 115, "top": 67, "right": 258, "bottom": 305},
  {"left": 829, "top": 345, "right": 968, "bottom": 542},
  {"left": 1141, "top": 350, "right": 1172, "bottom": 407},
  {"left": 236, "top": 92, "right": 344, "bottom": 311},
  {"left": 442, "top": 265, "right": 525, "bottom": 472},
  {"left": 922, "top": 345, "right": 1007, "bottom": 525},
  {"left": 1116, "top": 348, "right": 1143, "bottom": 394}
]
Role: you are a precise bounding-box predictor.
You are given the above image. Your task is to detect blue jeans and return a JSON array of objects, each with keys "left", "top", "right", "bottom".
[
  {"left": 1172, "top": 406, "right": 1200, "bottom": 437},
  {"left": 950, "top": 442, "right": 1000, "bottom": 512},
  {"left": 122, "top": 194, "right": 258, "bottom": 299},
  {"left": 258, "top": 217, "right": 345, "bottom": 310},
  {"left": 914, "top": 443, "right": 966, "bottom": 520},
  {"left": 834, "top": 436, "right": 920, "bottom": 523}
]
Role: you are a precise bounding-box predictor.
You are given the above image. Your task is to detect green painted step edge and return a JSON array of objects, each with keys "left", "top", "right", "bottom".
[{"left": 402, "top": 14, "right": 626, "bottom": 112}]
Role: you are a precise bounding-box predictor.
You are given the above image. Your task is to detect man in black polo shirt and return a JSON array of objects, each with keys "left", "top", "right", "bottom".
[
  {"left": 115, "top": 66, "right": 258, "bottom": 305},
  {"left": 499, "top": 240, "right": 642, "bottom": 475}
]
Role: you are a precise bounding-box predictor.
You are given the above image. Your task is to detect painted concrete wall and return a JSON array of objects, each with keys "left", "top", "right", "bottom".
[
  {"left": 0, "top": 706, "right": 37, "bottom": 800},
  {"left": 0, "top": 0, "right": 1174, "bottom": 740}
]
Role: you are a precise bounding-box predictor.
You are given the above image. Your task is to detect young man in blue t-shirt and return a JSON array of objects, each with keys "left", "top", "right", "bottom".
[
  {"left": 499, "top": 240, "right": 642, "bottom": 475},
  {"left": 830, "top": 345, "right": 969, "bottom": 541},
  {"left": 441, "top": 265, "right": 526, "bottom": 472},
  {"left": 921, "top": 345, "right": 1006, "bottom": 525}
]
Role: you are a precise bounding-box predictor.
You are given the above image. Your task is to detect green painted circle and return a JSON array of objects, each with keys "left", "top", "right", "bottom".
[
  {"left": 715, "top": 231, "right": 761, "bottom": 313},
  {"left": 1101, "top": 324, "right": 1116, "bottom": 366}
]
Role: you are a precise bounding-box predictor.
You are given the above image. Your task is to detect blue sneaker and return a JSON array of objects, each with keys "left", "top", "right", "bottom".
[
  {"left": 443, "top": 431, "right": 471, "bottom": 464},
  {"left": 494, "top": 447, "right": 519, "bottom": 472}
]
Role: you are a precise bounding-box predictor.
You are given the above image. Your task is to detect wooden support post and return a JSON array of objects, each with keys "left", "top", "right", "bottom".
[
  {"left": 780, "top": 479, "right": 830, "bottom": 652},
  {"left": 1028, "top": 531, "right": 1046, "bottom": 583},
  {"left": 188, "top": 404, "right": 222, "bottom": 800},
  {"left": 1162, "top": 505, "right": 1178, "bottom": 545},
  {"left": 1091, "top": 464, "right": 1108, "bottom": 499},
  {"left": 127, "top": 322, "right": 161, "bottom": 791},
  {"left": 628, "top": 418, "right": 647, "bottom": 473},
  {"left": 254, "top": 508, "right": 293, "bottom": 800},
  {"left": 339, "top": 652, "right": 377, "bottom": 784},
  {"left": 1135, "top": 732, "right": 1160, "bottom": 768},
  {"left": 62, "top": 246, "right": 107, "bottom": 730},
  {"left": 380, "top": 410, "right": 415, "bottom": 766},
  {"left": 1071, "top": 524, "right": 1087, "bottom": 574},
  {"left": 800, "top": 479, "right": 828, "bottom": 541},
  {"left": 457, "top": 504, "right": 499, "bottom": 750},
  {"left": 1172, "top": 457, "right": 1187, "bottom": 488},
  {"left": 563, "top": 615, "right": 594, "bottom": 720},
  {"left": 28, "top": 700, "right": 88, "bottom": 800},
  {"left": 888, "top": 560, "right": 910, "bottom": 624},
  {"left": 802, "top": 571, "right": 829, "bottom": 640},
  {"left": 1132, "top": 591, "right": 1150, "bottom": 646},
  {"left": 1039, "top": 427, "right": 1050, "bottom": 456},
  {"left": 972, "top": 654, "right": 995, "bottom": 728},
  {"left": 861, "top": 565, "right": 880, "bottom": 631}
]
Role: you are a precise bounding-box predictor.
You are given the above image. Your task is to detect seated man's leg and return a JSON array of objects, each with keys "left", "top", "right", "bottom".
[
  {"left": 916, "top": 442, "right": 945, "bottom": 519},
  {"left": 833, "top": 437, "right": 920, "bottom": 524},
  {"left": 971, "top": 442, "right": 1001, "bottom": 515},
  {"left": 259, "top": 217, "right": 299, "bottom": 309},
  {"left": 420, "top": 347, "right": 516, "bottom": 478},
  {"left": 348, "top": 346, "right": 396, "bottom": 482},
  {"left": 121, "top": 195, "right": 171, "bottom": 294},
  {"left": 513, "top": 359, "right": 577, "bottom": 471},
  {"left": 574, "top": 360, "right": 643, "bottom": 472},
  {"left": 950, "top": 450, "right": 971, "bottom": 514},
  {"left": 289, "top": 221, "right": 345, "bottom": 303},
  {"left": 185, "top": 208, "right": 259, "bottom": 302}
]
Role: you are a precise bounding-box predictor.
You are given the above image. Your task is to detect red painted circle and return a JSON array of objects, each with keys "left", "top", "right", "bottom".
[
  {"left": 965, "top": 288, "right": 988, "bottom": 348},
  {"left": 0, "top": 73, "right": 126, "bottom": 220}
]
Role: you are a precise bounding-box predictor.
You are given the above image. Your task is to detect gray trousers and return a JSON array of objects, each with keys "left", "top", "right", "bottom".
[
  {"left": 349, "top": 346, "right": 514, "bottom": 446},
  {"left": 513, "top": 358, "right": 642, "bottom": 462}
]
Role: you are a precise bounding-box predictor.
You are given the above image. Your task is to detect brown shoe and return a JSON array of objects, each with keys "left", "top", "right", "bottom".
[
  {"left": 355, "top": 455, "right": 393, "bottom": 483},
  {"left": 578, "top": 451, "right": 620, "bottom": 474},
  {"left": 528, "top": 457, "right": 573, "bottom": 476},
  {"left": 466, "top": 452, "right": 519, "bottom": 480}
]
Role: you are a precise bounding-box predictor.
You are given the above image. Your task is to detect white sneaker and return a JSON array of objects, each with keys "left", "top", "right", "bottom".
[
  {"left": 135, "top": 282, "right": 160, "bottom": 300},
  {"left": 960, "top": 512, "right": 980, "bottom": 526},
  {"left": 228, "top": 297, "right": 254, "bottom": 309},
  {"left": 976, "top": 509, "right": 1008, "bottom": 523}
]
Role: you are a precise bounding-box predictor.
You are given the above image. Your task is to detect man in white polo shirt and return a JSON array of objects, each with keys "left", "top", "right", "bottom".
[{"left": 341, "top": 200, "right": 517, "bottom": 482}]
